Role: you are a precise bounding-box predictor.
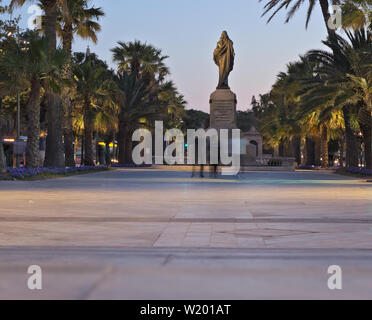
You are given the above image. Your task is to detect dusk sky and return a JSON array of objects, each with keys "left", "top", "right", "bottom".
[{"left": 6, "top": 0, "right": 329, "bottom": 112}]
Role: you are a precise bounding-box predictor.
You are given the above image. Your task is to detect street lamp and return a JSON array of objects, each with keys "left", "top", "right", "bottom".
[{"left": 16, "top": 91, "right": 20, "bottom": 140}]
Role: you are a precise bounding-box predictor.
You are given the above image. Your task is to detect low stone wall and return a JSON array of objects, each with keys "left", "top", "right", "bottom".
[
  {"left": 152, "top": 164, "right": 295, "bottom": 173},
  {"left": 241, "top": 155, "right": 296, "bottom": 169},
  {"left": 150, "top": 157, "right": 296, "bottom": 172}
]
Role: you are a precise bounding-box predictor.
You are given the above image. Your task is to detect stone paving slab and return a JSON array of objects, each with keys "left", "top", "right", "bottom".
[
  {"left": 0, "top": 247, "right": 372, "bottom": 300},
  {"left": 0, "top": 169, "right": 371, "bottom": 299}
]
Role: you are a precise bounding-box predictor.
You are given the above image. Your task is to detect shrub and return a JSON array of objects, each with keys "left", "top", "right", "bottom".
[
  {"left": 2, "top": 165, "right": 108, "bottom": 180},
  {"left": 344, "top": 167, "right": 372, "bottom": 176},
  {"left": 268, "top": 159, "right": 283, "bottom": 167}
]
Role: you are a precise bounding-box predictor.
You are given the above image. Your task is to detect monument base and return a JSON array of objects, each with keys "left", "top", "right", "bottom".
[{"left": 209, "top": 89, "right": 237, "bottom": 130}]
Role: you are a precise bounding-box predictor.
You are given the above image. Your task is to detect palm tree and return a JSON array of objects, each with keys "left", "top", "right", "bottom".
[
  {"left": 114, "top": 77, "right": 183, "bottom": 165},
  {"left": 261, "top": 57, "right": 316, "bottom": 163},
  {"left": 55, "top": 0, "right": 104, "bottom": 167},
  {"left": 300, "top": 29, "right": 372, "bottom": 167},
  {"left": 340, "top": 1, "right": 372, "bottom": 169},
  {"left": 111, "top": 41, "right": 170, "bottom": 164},
  {"left": 111, "top": 40, "right": 169, "bottom": 79},
  {"left": 114, "top": 71, "right": 159, "bottom": 164},
  {"left": 341, "top": 0, "right": 371, "bottom": 30},
  {"left": 260, "top": 0, "right": 356, "bottom": 163},
  {"left": 10, "top": 0, "right": 69, "bottom": 168},
  {"left": 260, "top": 0, "right": 372, "bottom": 168},
  {"left": 72, "top": 51, "right": 113, "bottom": 166},
  {"left": 0, "top": 32, "right": 66, "bottom": 168},
  {"left": 346, "top": 29, "right": 372, "bottom": 168},
  {"left": 159, "top": 81, "right": 186, "bottom": 130},
  {"left": 93, "top": 97, "right": 119, "bottom": 165},
  {"left": 260, "top": 0, "right": 340, "bottom": 38}
]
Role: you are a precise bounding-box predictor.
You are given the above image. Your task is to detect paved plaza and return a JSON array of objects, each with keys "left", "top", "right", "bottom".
[{"left": 0, "top": 169, "right": 372, "bottom": 299}]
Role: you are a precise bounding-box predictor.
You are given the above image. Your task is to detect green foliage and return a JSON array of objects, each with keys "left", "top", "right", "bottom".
[
  {"left": 159, "top": 81, "right": 186, "bottom": 130},
  {"left": 111, "top": 40, "right": 169, "bottom": 80},
  {"left": 0, "top": 31, "right": 67, "bottom": 96},
  {"left": 260, "top": 0, "right": 338, "bottom": 29},
  {"left": 0, "top": 1, "right": 20, "bottom": 42},
  {"left": 237, "top": 110, "right": 259, "bottom": 132},
  {"left": 182, "top": 109, "right": 210, "bottom": 130},
  {"left": 302, "top": 29, "right": 372, "bottom": 116},
  {"left": 56, "top": 0, "right": 104, "bottom": 44},
  {"left": 72, "top": 51, "right": 116, "bottom": 133},
  {"left": 342, "top": 0, "right": 372, "bottom": 29},
  {"left": 112, "top": 40, "right": 183, "bottom": 133}
]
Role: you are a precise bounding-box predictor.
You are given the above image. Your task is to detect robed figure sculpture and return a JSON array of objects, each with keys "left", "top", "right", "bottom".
[{"left": 213, "top": 31, "right": 235, "bottom": 89}]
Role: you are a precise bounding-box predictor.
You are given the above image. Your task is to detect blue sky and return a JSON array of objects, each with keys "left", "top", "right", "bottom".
[{"left": 5, "top": 0, "right": 329, "bottom": 112}]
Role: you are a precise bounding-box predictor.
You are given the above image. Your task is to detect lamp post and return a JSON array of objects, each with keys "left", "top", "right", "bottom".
[
  {"left": 16, "top": 91, "right": 20, "bottom": 140},
  {"left": 14, "top": 90, "right": 21, "bottom": 167}
]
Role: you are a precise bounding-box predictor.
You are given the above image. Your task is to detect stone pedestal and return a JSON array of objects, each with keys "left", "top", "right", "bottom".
[{"left": 210, "top": 89, "right": 237, "bottom": 129}]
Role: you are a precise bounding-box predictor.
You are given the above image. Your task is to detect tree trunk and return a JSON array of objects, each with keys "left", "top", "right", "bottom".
[
  {"left": 118, "top": 123, "right": 125, "bottom": 165},
  {"left": 83, "top": 99, "right": 94, "bottom": 166},
  {"left": 319, "top": 0, "right": 338, "bottom": 40},
  {"left": 314, "top": 135, "right": 321, "bottom": 166},
  {"left": 0, "top": 127, "right": 5, "bottom": 174},
  {"left": 343, "top": 104, "right": 359, "bottom": 167},
  {"left": 0, "top": 131, "right": 5, "bottom": 175},
  {"left": 62, "top": 24, "right": 75, "bottom": 167},
  {"left": 273, "top": 145, "right": 279, "bottom": 157},
  {"left": 104, "top": 136, "right": 112, "bottom": 165},
  {"left": 321, "top": 124, "right": 329, "bottom": 167},
  {"left": 278, "top": 142, "right": 284, "bottom": 157},
  {"left": 25, "top": 76, "right": 41, "bottom": 169},
  {"left": 44, "top": 92, "right": 65, "bottom": 167},
  {"left": 118, "top": 121, "right": 133, "bottom": 165},
  {"left": 0, "top": 136, "right": 5, "bottom": 175},
  {"left": 124, "top": 130, "right": 133, "bottom": 164},
  {"left": 62, "top": 95, "right": 75, "bottom": 167},
  {"left": 282, "top": 138, "right": 292, "bottom": 157},
  {"left": 43, "top": 0, "right": 57, "bottom": 52},
  {"left": 359, "top": 114, "right": 371, "bottom": 170},
  {"left": 319, "top": 0, "right": 347, "bottom": 165},
  {"left": 364, "top": 126, "right": 371, "bottom": 170},
  {"left": 0, "top": 98, "right": 6, "bottom": 175},
  {"left": 319, "top": 0, "right": 330, "bottom": 28},
  {"left": 62, "top": 22, "right": 76, "bottom": 167},
  {"left": 305, "top": 137, "right": 315, "bottom": 166},
  {"left": 358, "top": 107, "right": 371, "bottom": 170},
  {"left": 339, "top": 136, "right": 345, "bottom": 167},
  {"left": 292, "top": 136, "right": 301, "bottom": 165},
  {"left": 43, "top": 0, "right": 65, "bottom": 168},
  {"left": 80, "top": 135, "right": 84, "bottom": 166}
]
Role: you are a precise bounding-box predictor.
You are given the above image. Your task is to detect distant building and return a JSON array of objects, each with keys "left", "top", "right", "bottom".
[{"left": 241, "top": 126, "right": 263, "bottom": 158}]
